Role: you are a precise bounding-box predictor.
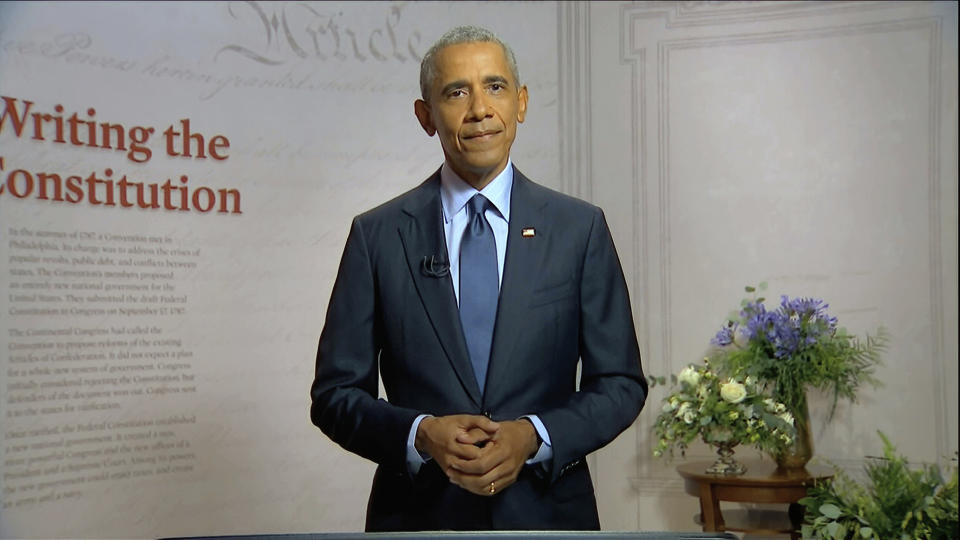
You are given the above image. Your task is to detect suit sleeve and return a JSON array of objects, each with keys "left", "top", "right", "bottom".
[
  {"left": 537, "top": 207, "right": 648, "bottom": 483},
  {"left": 310, "top": 217, "right": 420, "bottom": 472}
]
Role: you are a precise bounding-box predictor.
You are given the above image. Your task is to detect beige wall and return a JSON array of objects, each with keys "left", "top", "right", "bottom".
[{"left": 574, "top": 0, "right": 958, "bottom": 530}]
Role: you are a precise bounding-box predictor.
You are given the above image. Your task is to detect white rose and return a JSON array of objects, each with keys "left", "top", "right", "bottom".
[
  {"left": 779, "top": 412, "right": 795, "bottom": 426},
  {"left": 663, "top": 397, "right": 679, "bottom": 412},
  {"left": 678, "top": 366, "right": 700, "bottom": 387},
  {"left": 720, "top": 380, "right": 747, "bottom": 404},
  {"left": 682, "top": 410, "right": 696, "bottom": 424}
]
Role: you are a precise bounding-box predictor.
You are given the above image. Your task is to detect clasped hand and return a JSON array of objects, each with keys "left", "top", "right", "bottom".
[{"left": 415, "top": 414, "right": 538, "bottom": 496}]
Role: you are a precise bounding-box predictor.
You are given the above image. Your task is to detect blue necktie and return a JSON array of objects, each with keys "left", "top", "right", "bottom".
[{"left": 459, "top": 194, "right": 499, "bottom": 394}]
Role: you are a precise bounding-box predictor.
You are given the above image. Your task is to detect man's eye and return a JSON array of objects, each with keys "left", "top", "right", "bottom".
[
  {"left": 489, "top": 83, "right": 504, "bottom": 92},
  {"left": 448, "top": 89, "right": 466, "bottom": 98}
]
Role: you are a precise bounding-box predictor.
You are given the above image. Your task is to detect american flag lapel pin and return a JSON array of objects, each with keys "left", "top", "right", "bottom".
[{"left": 521, "top": 227, "right": 536, "bottom": 238}]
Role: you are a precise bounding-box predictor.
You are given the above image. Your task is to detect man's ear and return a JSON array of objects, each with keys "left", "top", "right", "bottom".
[
  {"left": 414, "top": 99, "right": 436, "bottom": 136},
  {"left": 516, "top": 85, "right": 529, "bottom": 124}
]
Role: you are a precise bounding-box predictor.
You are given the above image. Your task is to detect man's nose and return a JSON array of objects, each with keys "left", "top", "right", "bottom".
[{"left": 467, "top": 92, "right": 492, "bottom": 121}]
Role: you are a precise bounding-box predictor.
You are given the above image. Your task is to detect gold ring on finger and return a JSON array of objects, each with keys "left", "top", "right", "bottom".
[{"left": 489, "top": 482, "right": 496, "bottom": 494}]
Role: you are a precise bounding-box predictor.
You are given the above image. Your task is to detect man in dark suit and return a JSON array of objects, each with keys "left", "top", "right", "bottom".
[{"left": 310, "top": 25, "right": 647, "bottom": 531}]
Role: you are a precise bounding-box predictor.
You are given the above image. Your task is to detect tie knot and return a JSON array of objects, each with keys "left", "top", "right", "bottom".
[{"left": 468, "top": 194, "right": 490, "bottom": 217}]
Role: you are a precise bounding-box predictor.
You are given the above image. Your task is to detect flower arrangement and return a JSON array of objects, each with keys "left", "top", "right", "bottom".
[
  {"left": 652, "top": 361, "right": 795, "bottom": 461},
  {"left": 710, "top": 284, "right": 887, "bottom": 421},
  {"left": 800, "top": 432, "right": 958, "bottom": 539}
]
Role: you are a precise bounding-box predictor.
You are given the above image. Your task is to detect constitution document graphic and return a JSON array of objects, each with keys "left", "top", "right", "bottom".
[{"left": 0, "top": 2, "right": 560, "bottom": 537}]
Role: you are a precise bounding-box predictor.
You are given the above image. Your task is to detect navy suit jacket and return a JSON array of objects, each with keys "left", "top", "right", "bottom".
[{"left": 311, "top": 167, "right": 647, "bottom": 531}]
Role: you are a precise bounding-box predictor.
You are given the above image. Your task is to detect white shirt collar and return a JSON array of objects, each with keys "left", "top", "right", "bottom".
[{"left": 440, "top": 160, "right": 513, "bottom": 224}]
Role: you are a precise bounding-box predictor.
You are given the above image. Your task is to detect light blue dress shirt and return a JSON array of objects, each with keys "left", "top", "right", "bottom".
[{"left": 405, "top": 160, "right": 553, "bottom": 474}]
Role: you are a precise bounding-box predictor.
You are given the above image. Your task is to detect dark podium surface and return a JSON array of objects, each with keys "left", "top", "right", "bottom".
[{"left": 169, "top": 532, "right": 738, "bottom": 540}]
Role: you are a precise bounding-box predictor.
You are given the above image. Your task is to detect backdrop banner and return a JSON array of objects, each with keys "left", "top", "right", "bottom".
[{"left": 0, "top": 2, "right": 560, "bottom": 537}]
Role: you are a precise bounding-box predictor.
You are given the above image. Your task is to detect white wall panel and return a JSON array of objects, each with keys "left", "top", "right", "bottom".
[{"left": 586, "top": 0, "right": 957, "bottom": 531}]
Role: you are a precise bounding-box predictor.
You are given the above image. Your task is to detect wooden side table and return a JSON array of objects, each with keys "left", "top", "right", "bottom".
[{"left": 677, "top": 459, "right": 834, "bottom": 539}]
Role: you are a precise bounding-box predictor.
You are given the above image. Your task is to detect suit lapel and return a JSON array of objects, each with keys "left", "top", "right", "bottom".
[
  {"left": 486, "top": 170, "right": 550, "bottom": 398},
  {"left": 399, "top": 172, "right": 482, "bottom": 406}
]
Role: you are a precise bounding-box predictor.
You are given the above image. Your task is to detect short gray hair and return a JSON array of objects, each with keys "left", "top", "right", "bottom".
[{"left": 419, "top": 25, "right": 520, "bottom": 101}]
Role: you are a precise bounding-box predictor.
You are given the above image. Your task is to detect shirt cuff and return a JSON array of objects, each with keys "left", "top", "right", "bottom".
[
  {"left": 406, "top": 414, "right": 432, "bottom": 475},
  {"left": 520, "top": 414, "right": 553, "bottom": 465}
]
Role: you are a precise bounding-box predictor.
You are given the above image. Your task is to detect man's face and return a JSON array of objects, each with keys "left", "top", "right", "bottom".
[{"left": 415, "top": 41, "right": 528, "bottom": 190}]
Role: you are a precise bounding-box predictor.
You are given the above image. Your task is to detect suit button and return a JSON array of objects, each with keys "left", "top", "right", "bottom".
[{"left": 482, "top": 410, "right": 491, "bottom": 418}]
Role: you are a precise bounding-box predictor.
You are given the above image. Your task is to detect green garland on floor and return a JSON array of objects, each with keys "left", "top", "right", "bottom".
[{"left": 800, "top": 432, "right": 958, "bottom": 539}]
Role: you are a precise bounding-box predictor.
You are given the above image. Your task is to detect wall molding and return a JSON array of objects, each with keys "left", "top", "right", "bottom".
[
  {"left": 557, "top": 1, "right": 593, "bottom": 202},
  {"left": 667, "top": 1, "right": 897, "bottom": 28},
  {"left": 620, "top": 1, "right": 952, "bottom": 496}
]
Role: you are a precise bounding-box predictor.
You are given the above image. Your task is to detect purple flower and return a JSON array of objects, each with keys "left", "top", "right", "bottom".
[
  {"left": 741, "top": 302, "right": 775, "bottom": 342},
  {"left": 770, "top": 315, "right": 800, "bottom": 358},
  {"left": 777, "top": 296, "right": 837, "bottom": 344},
  {"left": 779, "top": 296, "right": 837, "bottom": 328},
  {"left": 710, "top": 295, "right": 837, "bottom": 358},
  {"left": 712, "top": 324, "right": 736, "bottom": 346},
  {"left": 714, "top": 293, "right": 839, "bottom": 359}
]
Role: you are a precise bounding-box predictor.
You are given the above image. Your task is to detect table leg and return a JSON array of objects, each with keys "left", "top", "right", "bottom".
[
  {"left": 788, "top": 502, "right": 805, "bottom": 540},
  {"left": 698, "top": 483, "right": 724, "bottom": 531}
]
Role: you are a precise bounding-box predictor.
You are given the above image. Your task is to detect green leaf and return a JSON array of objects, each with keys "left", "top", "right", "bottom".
[
  {"left": 859, "top": 526, "right": 873, "bottom": 538},
  {"left": 745, "top": 286, "right": 756, "bottom": 293},
  {"left": 825, "top": 521, "right": 840, "bottom": 537},
  {"left": 820, "top": 503, "right": 842, "bottom": 519}
]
